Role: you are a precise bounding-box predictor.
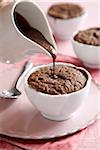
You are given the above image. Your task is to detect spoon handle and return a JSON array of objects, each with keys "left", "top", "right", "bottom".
[{"left": 15, "top": 61, "right": 33, "bottom": 88}]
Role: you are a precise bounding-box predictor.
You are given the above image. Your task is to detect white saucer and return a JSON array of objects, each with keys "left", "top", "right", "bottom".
[
  {"left": 83, "top": 62, "right": 100, "bottom": 69},
  {"left": 0, "top": 68, "right": 100, "bottom": 139}
]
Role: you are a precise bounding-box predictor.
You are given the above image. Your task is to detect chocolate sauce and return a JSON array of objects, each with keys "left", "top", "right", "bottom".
[{"left": 14, "top": 12, "right": 56, "bottom": 74}]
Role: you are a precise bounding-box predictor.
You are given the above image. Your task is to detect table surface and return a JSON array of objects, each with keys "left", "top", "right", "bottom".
[{"left": 0, "top": 0, "right": 100, "bottom": 149}]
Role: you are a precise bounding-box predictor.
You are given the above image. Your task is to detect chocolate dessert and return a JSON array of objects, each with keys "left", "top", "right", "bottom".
[
  {"left": 48, "top": 3, "right": 84, "bottom": 19},
  {"left": 74, "top": 28, "right": 100, "bottom": 46},
  {"left": 28, "top": 65, "right": 87, "bottom": 95}
]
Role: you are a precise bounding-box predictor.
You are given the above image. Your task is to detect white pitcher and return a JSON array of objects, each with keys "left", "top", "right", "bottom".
[{"left": 0, "top": 0, "right": 57, "bottom": 63}]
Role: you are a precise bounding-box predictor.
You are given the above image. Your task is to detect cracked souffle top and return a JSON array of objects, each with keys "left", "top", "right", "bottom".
[
  {"left": 48, "top": 3, "right": 84, "bottom": 19},
  {"left": 28, "top": 65, "right": 87, "bottom": 95},
  {"left": 74, "top": 28, "right": 100, "bottom": 46}
]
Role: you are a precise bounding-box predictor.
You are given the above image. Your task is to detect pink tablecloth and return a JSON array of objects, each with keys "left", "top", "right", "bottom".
[{"left": 0, "top": 54, "right": 100, "bottom": 150}]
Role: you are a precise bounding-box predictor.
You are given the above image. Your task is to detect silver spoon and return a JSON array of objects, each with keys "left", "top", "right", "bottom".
[{"left": 0, "top": 61, "right": 33, "bottom": 99}]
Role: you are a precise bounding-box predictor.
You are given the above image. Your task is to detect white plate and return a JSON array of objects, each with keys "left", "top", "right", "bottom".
[{"left": 0, "top": 68, "right": 100, "bottom": 139}]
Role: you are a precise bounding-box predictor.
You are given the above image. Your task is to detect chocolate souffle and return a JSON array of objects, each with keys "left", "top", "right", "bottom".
[
  {"left": 74, "top": 28, "right": 100, "bottom": 46},
  {"left": 28, "top": 65, "right": 87, "bottom": 95},
  {"left": 48, "top": 3, "right": 84, "bottom": 19}
]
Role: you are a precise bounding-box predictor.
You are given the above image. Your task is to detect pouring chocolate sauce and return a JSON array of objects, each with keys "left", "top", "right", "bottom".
[{"left": 14, "top": 12, "right": 56, "bottom": 75}]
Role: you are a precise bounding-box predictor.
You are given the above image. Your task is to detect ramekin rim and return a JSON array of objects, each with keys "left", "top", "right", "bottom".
[
  {"left": 25, "top": 62, "right": 91, "bottom": 98},
  {"left": 47, "top": 10, "right": 87, "bottom": 21},
  {"left": 72, "top": 34, "right": 100, "bottom": 48}
]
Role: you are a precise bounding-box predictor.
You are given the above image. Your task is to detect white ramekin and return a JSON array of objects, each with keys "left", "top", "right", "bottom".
[
  {"left": 72, "top": 37, "right": 100, "bottom": 68},
  {"left": 24, "top": 62, "right": 91, "bottom": 121},
  {"left": 47, "top": 11, "right": 87, "bottom": 40}
]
